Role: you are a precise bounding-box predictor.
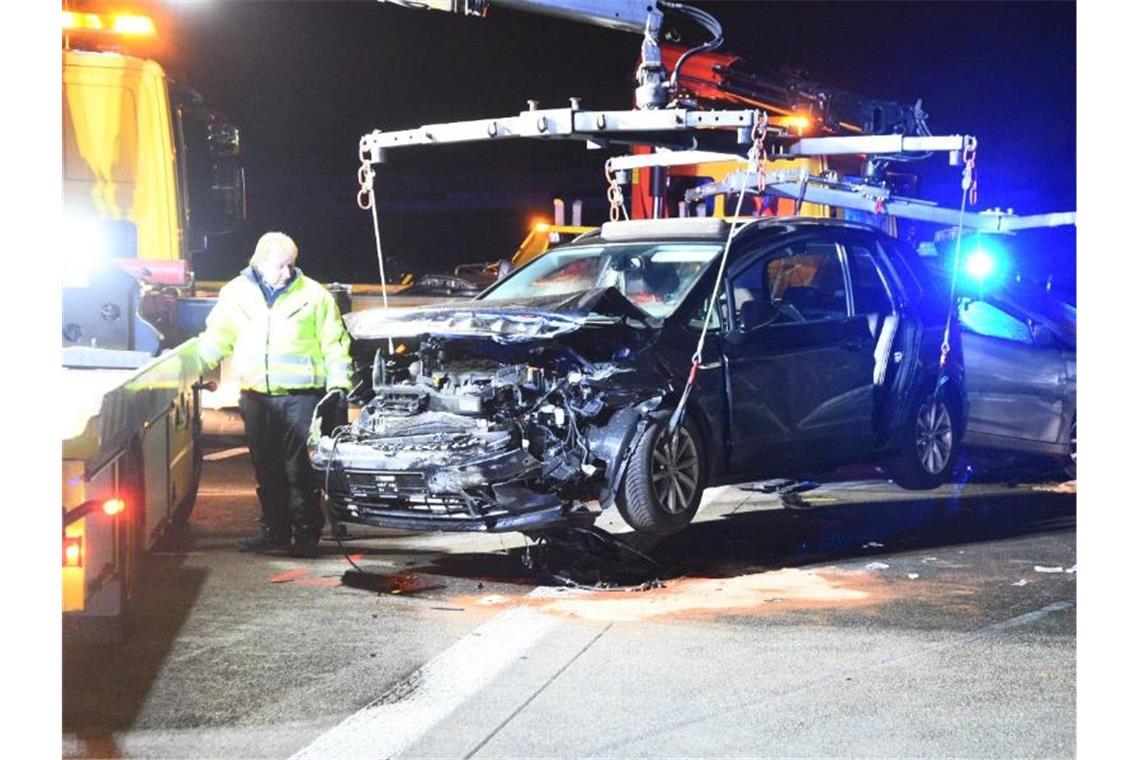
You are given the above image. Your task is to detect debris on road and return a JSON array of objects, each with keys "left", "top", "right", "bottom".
[
  {"left": 1012, "top": 579, "right": 1028, "bottom": 587},
  {"left": 865, "top": 562, "right": 890, "bottom": 570},
  {"left": 1034, "top": 565, "right": 1065, "bottom": 574},
  {"left": 862, "top": 542, "right": 885, "bottom": 549},
  {"left": 907, "top": 573, "right": 919, "bottom": 580}
]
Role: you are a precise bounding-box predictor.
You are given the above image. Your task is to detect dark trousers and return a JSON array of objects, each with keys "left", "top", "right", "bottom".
[{"left": 239, "top": 390, "right": 324, "bottom": 541}]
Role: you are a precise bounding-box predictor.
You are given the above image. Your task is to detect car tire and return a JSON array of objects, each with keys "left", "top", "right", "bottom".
[
  {"left": 890, "top": 391, "right": 959, "bottom": 490},
  {"left": 617, "top": 415, "right": 705, "bottom": 534},
  {"left": 1063, "top": 417, "right": 1076, "bottom": 480}
]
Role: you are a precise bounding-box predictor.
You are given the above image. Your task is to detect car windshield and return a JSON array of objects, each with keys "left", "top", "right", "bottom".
[{"left": 481, "top": 242, "right": 722, "bottom": 318}]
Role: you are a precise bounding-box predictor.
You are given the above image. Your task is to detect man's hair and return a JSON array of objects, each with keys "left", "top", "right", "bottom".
[{"left": 250, "top": 231, "right": 299, "bottom": 266}]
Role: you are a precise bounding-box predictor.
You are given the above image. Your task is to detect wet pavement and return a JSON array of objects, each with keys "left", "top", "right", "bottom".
[{"left": 63, "top": 436, "right": 1076, "bottom": 758}]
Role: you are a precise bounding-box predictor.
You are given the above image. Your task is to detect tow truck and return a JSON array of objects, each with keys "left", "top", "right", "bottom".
[{"left": 62, "top": 5, "right": 245, "bottom": 642}]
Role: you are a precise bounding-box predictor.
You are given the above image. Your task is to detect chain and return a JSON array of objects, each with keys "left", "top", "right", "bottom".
[
  {"left": 962, "top": 137, "right": 978, "bottom": 206},
  {"left": 746, "top": 114, "right": 767, "bottom": 192},
  {"left": 604, "top": 159, "right": 628, "bottom": 222},
  {"left": 357, "top": 141, "right": 374, "bottom": 210}
]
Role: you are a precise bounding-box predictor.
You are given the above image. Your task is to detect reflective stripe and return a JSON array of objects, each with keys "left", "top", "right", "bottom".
[{"left": 267, "top": 353, "right": 315, "bottom": 366}]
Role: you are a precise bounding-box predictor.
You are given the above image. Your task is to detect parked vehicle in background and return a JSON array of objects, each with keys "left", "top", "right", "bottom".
[
  {"left": 957, "top": 281, "right": 1076, "bottom": 477},
  {"left": 311, "top": 217, "right": 965, "bottom": 536}
]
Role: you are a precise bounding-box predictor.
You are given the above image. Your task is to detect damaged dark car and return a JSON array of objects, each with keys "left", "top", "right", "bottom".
[{"left": 310, "top": 217, "right": 965, "bottom": 535}]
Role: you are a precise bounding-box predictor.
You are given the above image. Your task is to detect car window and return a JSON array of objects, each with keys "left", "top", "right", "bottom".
[
  {"left": 483, "top": 242, "right": 720, "bottom": 319},
  {"left": 959, "top": 300, "right": 1033, "bottom": 344},
  {"left": 689, "top": 288, "right": 725, "bottom": 331},
  {"left": 847, "top": 243, "right": 895, "bottom": 315},
  {"left": 876, "top": 238, "right": 925, "bottom": 305},
  {"left": 731, "top": 240, "right": 848, "bottom": 329}
]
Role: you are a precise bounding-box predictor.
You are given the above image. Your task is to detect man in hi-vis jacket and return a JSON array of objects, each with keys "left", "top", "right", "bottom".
[{"left": 199, "top": 231, "right": 352, "bottom": 557}]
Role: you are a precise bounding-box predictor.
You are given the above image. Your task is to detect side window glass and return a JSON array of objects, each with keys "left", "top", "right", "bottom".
[
  {"left": 847, "top": 244, "right": 895, "bottom": 315},
  {"left": 689, "top": 288, "right": 724, "bottom": 331},
  {"left": 732, "top": 240, "right": 847, "bottom": 329},
  {"left": 958, "top": 300, "right": 1033, "bottom": 344},
  {"left": 877, "top": 238, "right": 925, "bottom": 305}
]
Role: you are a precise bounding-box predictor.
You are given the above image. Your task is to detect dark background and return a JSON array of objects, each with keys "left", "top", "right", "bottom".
[{"left": 150, "top": 1, "right": 1075, "bottom": 292}]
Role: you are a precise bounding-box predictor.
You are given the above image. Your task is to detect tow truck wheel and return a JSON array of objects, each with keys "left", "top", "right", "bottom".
[
  {"left": 891, "top": 391, "right": 959, "bottom": 490},
  {"left": 617, "top": 415, "right": 705, "bottom": 534}
]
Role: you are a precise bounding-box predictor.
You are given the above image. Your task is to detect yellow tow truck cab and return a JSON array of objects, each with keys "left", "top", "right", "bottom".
[{"left": 62, "top": 8, "right": 244, "bottom": 641}]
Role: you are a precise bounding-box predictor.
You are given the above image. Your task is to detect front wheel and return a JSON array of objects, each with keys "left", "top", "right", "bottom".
[
  {"left": 616, "top": 415, "right": 705, "bottom": 534},
  {"left": 890, "top": 392, "right": 959, "bottom": 490}
]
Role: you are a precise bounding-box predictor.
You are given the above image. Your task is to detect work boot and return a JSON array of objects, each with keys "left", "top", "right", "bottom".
[
  {"left": 237, "top": 532, "right": 291, "bottom": 553},
  {"left": 291, "top": 533, "right": 321, "bottom": 559}
]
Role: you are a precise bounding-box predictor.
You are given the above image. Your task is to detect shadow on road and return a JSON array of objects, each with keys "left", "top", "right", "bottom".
[
  {"left": 403, "top": 487, "right": 1077, "bottom": 589},
  {"left": 62, "top": 555, "right": 208, "bottom": 751}
]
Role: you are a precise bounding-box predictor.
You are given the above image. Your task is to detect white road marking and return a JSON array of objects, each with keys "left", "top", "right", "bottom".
[
  {"left": 290, "top": 601, "right": 562, "bottom": 760},
  {"left": 204, "top": 446, "right": 249, "bottom": 461}
]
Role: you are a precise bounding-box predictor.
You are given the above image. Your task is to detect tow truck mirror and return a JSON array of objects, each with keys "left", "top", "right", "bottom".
[{"left": 206, "top": 121, "right": 246, "bottom": 234}]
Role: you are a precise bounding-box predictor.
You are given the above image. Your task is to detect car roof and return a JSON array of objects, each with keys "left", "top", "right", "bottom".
[{"left": 574, "top": 216, "right": 890, "bottom": 245}]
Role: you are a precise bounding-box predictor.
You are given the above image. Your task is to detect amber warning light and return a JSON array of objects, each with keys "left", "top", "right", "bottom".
[
  {"left": 63, "top": 537, "right": 83, "bottom": 568},
  {"left": 63, "top": 11, "right": 156, "bottom": 38}
]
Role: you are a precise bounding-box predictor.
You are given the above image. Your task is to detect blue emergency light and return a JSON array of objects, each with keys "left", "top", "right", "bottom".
[{"left": 962, "top": 237, "right": 1006, "bottom": 285}]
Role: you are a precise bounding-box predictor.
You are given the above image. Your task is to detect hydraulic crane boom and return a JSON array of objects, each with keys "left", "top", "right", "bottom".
[{"left": 375, "top": 0, "right": 929, "bottom": 141}]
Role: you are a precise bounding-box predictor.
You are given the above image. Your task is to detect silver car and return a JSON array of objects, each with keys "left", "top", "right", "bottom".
[{"left": 957, "top": 283, "right": 1076, "bottom": 477}]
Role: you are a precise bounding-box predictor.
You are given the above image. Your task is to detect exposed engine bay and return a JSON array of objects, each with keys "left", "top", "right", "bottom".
[{"left": 310, "top": 291, "right": 673, "bottom": 532}]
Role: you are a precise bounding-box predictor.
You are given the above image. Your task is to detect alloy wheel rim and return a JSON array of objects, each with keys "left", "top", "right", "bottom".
[
  {"left": 651, "top": 427, "right": 700, "bottom": 514},
  {"left": 1069, "top": 420, "right": 1077, "bottom": 467},
  {"left": 915, "top": 399, "right": 954, "bottom": 476}
]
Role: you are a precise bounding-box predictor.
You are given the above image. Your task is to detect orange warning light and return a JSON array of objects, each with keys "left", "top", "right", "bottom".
[
  {"left": 102, "top": 498, "right": 126, "bottom": 517},
  {"left": 63, "top": 537, "right": 84, "bottom": 568}
]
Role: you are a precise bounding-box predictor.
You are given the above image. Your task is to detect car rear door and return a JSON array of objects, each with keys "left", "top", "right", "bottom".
[
  {"left": 958, "top": 299, "right": 1070, "bottom": 451},
  {"left": 722, "top": 231, "right": 876, "bottom": 473}
]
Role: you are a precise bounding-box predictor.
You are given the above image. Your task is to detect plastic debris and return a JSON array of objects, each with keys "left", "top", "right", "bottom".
[
  {"left": 907, "top": 573, "right": 919, "bottom": 580},
  {"left": 862, "top": 542, "right": 885, "bottom": 549},
  {"left": 922, "top": 557, "right": 938, "bottom": 563},
  {"left": 1034, "top": 565, "right": 1064, "bottom": 573},
  {"left": 1012, "top": 579, "right": 1028, "bottom": 587},
  {"left": 865, "top": 562, "right": 890, "bottom": 570}
]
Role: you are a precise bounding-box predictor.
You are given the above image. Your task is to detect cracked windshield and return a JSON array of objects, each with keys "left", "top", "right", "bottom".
[{"left": 483, "top": 242, "right": 722, "bottom": 317}]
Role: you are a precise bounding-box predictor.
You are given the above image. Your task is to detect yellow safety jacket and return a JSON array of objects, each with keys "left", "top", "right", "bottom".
[{"left": 198, "top": 267, "right": 353, "bottom": 394}]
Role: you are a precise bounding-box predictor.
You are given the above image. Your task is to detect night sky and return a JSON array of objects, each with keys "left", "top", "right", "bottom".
[{"left": 155, "top": 1, "right": 1075, "bottom": 291}]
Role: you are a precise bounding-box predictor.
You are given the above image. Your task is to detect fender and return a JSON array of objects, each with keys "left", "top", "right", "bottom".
[{"left": 586, "top": 397, "right": 663, "bottom": 509}]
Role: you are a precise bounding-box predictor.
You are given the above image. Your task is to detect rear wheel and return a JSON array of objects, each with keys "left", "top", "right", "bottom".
[
  {"left": 891, "top": 392, "right": 959, "bottom": 490},
  {"left": 617, "top": 416, "right": 705, "bottom": 534},
  {"left": 1063, "top": 417, "right": 1076, "bottom": 480}
]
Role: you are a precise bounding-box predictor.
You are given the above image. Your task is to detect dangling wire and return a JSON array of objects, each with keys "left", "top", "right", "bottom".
[{"left": 667, "top": 111, "right": 767, "bottom": 436}]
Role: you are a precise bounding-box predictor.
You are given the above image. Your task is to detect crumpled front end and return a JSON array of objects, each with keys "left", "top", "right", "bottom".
[{"left": 311, "top": 303, "right": 669, "bottom": 533}]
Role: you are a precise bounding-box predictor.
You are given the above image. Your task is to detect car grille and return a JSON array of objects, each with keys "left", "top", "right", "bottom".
[{"left": 338, "top": 469, "right": 469, "bottom": 515}]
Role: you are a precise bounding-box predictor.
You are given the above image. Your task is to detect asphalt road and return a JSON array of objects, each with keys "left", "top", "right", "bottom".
[{"left": 63, "top": 437, "right": 1076, "bottom": 759}]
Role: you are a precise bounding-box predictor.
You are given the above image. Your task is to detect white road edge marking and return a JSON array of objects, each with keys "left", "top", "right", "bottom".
[
  {"left": 290, "top": 600, "right": 562, "bottom": 760},
  {"left": 203, "top": 446, "right": 249, "bottom": 461}
]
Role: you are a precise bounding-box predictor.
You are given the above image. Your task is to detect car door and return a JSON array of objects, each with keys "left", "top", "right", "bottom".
[
  {"left": 723, "top": 232, "right": 876, "bottom": 473},
  {"left": 958, "top": 299, "right": 1069, "bottom": 450}
]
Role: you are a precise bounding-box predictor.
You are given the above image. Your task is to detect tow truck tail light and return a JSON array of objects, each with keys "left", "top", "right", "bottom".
[
  {"left": 63, "top": 536, "right": 84, "bottom": 568},
  {"left": 103, "top": 498, "right": 126, "bottom": 517}
]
